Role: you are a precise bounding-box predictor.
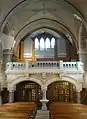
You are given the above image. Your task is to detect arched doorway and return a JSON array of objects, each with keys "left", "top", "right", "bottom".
[
  {"left": 47, "top": 81, "right": 76, "bottom": 103},
  {"left": 14, "top": 81, "right": 42, "bottom": 108}
]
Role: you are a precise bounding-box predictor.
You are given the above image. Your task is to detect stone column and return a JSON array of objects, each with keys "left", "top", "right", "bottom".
[
  {"left": 0, "top": 92, "right": 2, "bottom": 105},
  {"left": 26, "top": 62, "right": 29, "bottom": 70},
  {"left": 32, "top": 39, "right": 35, "bottom": 62},
  {"left": 3, "top": 49, "right": 12, "bottom": 63},
  {"left": 9, "top": 90, "right": 14, "bottom": 103},
  {"left": 83, "top": 72, "right": 87, "bottom": 88},
  {"left": 0, "top": 41, "right": 4, "bottom": 104},
  {"left": 0, "top": 63, "right": 6, "bottom": 105},
  {"left": 0, "top": 85, "right": 2, "bottom": 105},
  {"left": 40, "top": 89, "right": 49, "bottom": 110},
  {"left": 20, "top": 41, "right": 24, "bottom": 61},
  {"left": 76, "top": 91, "right": 81, "bottom": 103},
  {"left": 42, "top": 89, "right": 47, "bottom": 100},
  {"left": 78, "top": 50, "right": 84, "bottom": 63},
  {"left": 78, "top": 23, "right": 87, "bottom": 89},
  {"left": 0, "top": 82, "right": 3, "bottom": 105}
]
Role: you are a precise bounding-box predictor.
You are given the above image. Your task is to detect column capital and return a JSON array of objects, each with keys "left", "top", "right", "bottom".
[
  {"left": 76, "top": 86, "right": 82, "bottom": 92},
  {"left": 9, "top": 90, "right": 14, "bottom": 93},
  {"left": 3, "top": 49, "right": 12, "bottom": 53},
  {"left": 7, "top": 86, "right": 15, "bottom": 92},
  {"left": 42, "top": 87, "right": 47, "bottom": 91},
  {"left": 76, "top": 90, "right": 81, "bottom": 93}
]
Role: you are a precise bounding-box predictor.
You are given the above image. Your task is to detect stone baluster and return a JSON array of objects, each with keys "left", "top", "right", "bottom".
[
  {"left": 59, "top": 60, "right": 63, "bottom": 69},
  {"left": 26, "top": 62, "right": 29, "bottom": 70}
]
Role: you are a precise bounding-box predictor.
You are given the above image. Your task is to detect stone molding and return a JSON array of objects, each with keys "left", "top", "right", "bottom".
[{"left": 6, "top": 73, "right": 83, "bottom": 92}]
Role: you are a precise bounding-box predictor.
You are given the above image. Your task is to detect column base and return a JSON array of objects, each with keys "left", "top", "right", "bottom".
[
  {"left": 40, "top": 99, "right": 49, "bottom": 111},
  {"left": 41, "top": 104, "right": 47, "bottom": 110}
]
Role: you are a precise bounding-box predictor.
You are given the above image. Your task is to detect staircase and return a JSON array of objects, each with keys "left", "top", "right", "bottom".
[{"left": 35, "top": 110, "right": 49, "bottom": 119}]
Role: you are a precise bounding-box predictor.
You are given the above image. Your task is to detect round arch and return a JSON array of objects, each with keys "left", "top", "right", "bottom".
[
  {"left": 7, "top": 76, "right": 44, "bottom": 91},
  {"left": 45, "top": 75, "right": 82, "bottom": 91}
]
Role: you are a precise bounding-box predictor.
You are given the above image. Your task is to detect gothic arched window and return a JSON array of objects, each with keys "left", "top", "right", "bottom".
[
  {"left": 45, "top": 37, "right": 50, "bottom": 49},
  {"left": 51, "top": 37, "right": 55, "bottom": 48},
  {"left": 35, "top": 38, "right": 39, "bottom": 49},
  {"left": 40, "top": 37, "right": 44, "bottom": 50}
]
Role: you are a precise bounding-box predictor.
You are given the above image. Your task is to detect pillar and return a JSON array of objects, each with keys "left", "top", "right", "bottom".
[
  {"left": 0, "top": 41, "right": 4, "bottom": 104},
  {"left": 83, "top": 72, "right": 87, "bottom": 88},
  {"left": 76, "top": 91, "right": 81, "bottom": 103},
  {"left": 78, "top": 23, "right": 87, "bottom": 89},
  {"left": 0, "top": 92, "right": 2, "bottom": 105},
  {"left": 3, "top": 49, "right": 12, "bottom": 63},
  {"left": 32, "top": 39, "right": 35, "bottom": 62},
  {"left": 9, "top": 90, "right": 14, "bottom": 103},
  {"left": 40, "top": 89, "right": 49, "bottom": 110},
  {"left": 42, "top": 89, "right": 47, "bottom": 100},
  {"left": 0, "top": 63, "right": 6, "bottom": 105},
  {"left": 0, "top": 84, "right": 2, "bottom": 105},
  {"left": 16, "top": 45, "right": 19, "bottom": 61},
  {"left": 78, "top": 51, "right": 84, "bottom": 62},
  {"left": 20, "top": 41, "right": 24, "bottom": 61}
]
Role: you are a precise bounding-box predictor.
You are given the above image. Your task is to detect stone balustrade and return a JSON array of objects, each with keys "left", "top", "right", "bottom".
[
  {"left": 5, "top": 61, "right": 84, "bottom": 73},
  {"left": 62, "top": 62, "right": 84, "bottom": 71}
]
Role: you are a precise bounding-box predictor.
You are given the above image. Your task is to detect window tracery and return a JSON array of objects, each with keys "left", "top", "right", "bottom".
[{"left": 35, "top": 36, "right": 55, "bottom": 50}]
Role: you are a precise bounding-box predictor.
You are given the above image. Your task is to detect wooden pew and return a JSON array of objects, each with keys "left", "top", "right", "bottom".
[
  {"left": 4, "top": 102, "right": 37, "bottom": 118},
  {"left": 49, "top": 102, "right": 87, "bottom": 119},
  {"left": 0, "top": 102, "right": 37, "bottom": 119}
]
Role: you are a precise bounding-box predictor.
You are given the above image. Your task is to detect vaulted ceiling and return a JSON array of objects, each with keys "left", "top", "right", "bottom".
[{"left": 0, "top": 0, "right": 87, "bottom": 48}]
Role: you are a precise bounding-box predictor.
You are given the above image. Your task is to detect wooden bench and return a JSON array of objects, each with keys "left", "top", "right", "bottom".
[
  {"left": 49, "top": 102, "right": 87, "bottom": 119},
  {"left": 0, "top": 102, "right": 37, "bottom": 119}
]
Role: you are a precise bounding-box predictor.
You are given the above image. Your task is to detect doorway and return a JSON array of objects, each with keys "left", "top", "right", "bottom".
[
  {"left": 47, "top": 81, "right": 76, "bottom": 103},
  {"left": 14, "top": 81, "right": 42, "bottom": 108}
]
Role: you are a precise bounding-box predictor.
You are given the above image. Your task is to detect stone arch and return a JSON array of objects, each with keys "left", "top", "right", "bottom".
[
  {"left": 29, "top": 28, "right": 61, "bottom": 41},
  {"left": 14, "top": 18, "right": 76, "bottom": 53},
  {"left": 45, "top": 75, "right": 82, "bottom": 92},
  {"left": 7, "top": 76, "right": 44, "bottom": 91}
]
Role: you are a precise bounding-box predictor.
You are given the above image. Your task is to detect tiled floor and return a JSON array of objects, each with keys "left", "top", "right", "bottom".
[{"left": 35, "top": 110, "right": 49, "bottom": 119}]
